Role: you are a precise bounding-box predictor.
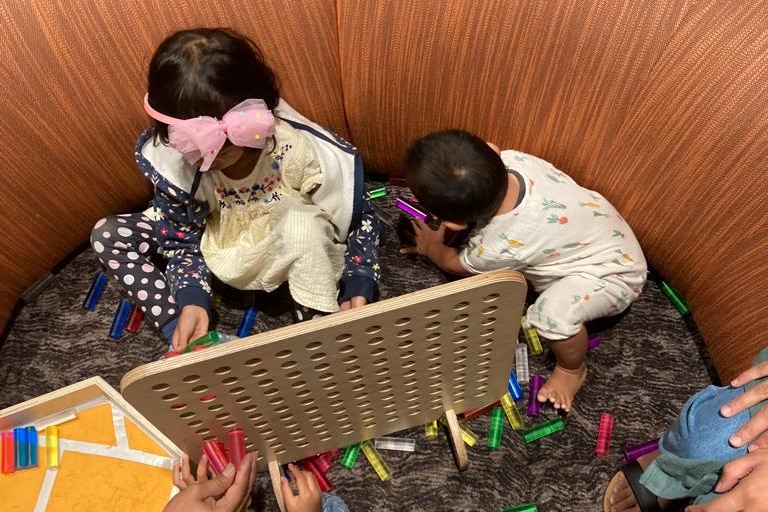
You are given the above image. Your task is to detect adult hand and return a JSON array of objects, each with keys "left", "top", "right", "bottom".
[
  {"left": 720, "top": 359, "right": 768, "bottom": 451},
  {"left": 339, "top": 296, "right": 368, "bottom": 311},
  {"left": 685, "top": 449, "right": 768, "bottom": 512},
  {"left": 399, "top": 219, "right": 446, "bottom": 259},
  {"left": 173, "top": 305, "right": 209, "bottom": 351},
  {"left": 280, "top": 463, "right": 323, "bottom": 512},
  {"left": 164, "top": 452, "right": 257, "bottom": 512}
]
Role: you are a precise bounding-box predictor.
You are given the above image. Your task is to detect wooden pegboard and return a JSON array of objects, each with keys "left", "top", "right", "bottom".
[{"left": 120, "top": 270, "right": 526, "bottom": 470}]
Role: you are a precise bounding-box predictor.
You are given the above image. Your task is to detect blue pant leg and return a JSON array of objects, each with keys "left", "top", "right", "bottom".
[{"left": 660, "top": 384, "right": 750, "bottom": 461}]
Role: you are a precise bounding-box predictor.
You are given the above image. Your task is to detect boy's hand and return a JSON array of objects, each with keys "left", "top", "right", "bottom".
[
  {"left": 400, "top": 219, "right": 447, "bottom": 260},
  {"left": 173, "top": 305, "right": 209, "bottom": 351},
  {"left": 165, "top": 452, "right": 257, "bottom": 512},
  {"left": 280, "top": 463, "right": 323, "bottom": 512},
  {"left": 721, "top": 359, "right": 768, "bottom": 450}
]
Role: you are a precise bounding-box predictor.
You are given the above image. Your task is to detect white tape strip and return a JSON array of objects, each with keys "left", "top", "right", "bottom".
[
  {"left": 111, "top": 404, "right": 129, "bottom": 450},
  {"left": 32, "top": 469, "right": 59, "bottom": 512},
  {"left": 60, "top": 439, "right": 173, "bottom": 469}
]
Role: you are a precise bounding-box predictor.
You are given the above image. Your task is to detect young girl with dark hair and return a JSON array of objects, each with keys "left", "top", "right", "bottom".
[{"left": 91, "top": 28, "right": 381, "bottom": 350}]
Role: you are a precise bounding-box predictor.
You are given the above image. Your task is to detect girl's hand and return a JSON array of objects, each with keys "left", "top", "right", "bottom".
[
  {"left": 400, "top": 219, "right": 447, "bottom": 260},
  {"left": 165, "top": 452, "right": 257, "bottom": 512},
  {"left": 280, "top": 463, "right": 322, "bottom": 512},
  {"left": 721, "top": 359, "right": 768, "bottom": 450},
  {"left": 173, "top": 305, "right": 209, "bottom": 351},
  {"left": 339, "top": 296, "right": 368, "bottom": 311}
]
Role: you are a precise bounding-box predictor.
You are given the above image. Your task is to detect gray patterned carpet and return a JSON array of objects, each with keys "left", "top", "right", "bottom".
[{"left": 0, "top": 185, "right": 715, "bottom": 512}]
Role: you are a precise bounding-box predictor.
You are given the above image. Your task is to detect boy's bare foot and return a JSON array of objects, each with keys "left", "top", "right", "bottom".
[
  {"left": 605, "top": 452, "right": 668, "bottom": 512},
  {"left": 537, "top": 363, "right": 587, "bottom": 412}
]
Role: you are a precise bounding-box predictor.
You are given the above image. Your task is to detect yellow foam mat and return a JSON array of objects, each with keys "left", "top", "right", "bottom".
[{"left": 56, "top": 403, "right": 116, "bottom": 446}]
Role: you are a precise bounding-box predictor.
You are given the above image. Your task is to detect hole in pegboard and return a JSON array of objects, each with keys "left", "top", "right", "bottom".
[
  {"left": 214, "top": 366, "right": 232, "bottom": 375},
  {"left": 480, "top": 317, "right": 496, "bottom": 326},
  {"left": 372, "top": 358, "right": 388, "bottom": 367},
  {"left": 352, "top": 383, "right": 366, "bottom": 392},
  {"left": 453, "top": 355, "right": 467, "bottom": 364},
  {"left": 326, "top": 390, "right": 341, "bottom": 399},
  {"left": 453, "top": 335, "right": 468, "bottom": 345},
  {"left": 191, "top": 385, "right": 208, "bottom": 394},
  {"left": 251, "top": 368, "right": 268, "bottom": 378},
  {"left": 396, "top": 340, "right": 412, "bottom": 351},
  {"left": 453, "top": 325, "right": 469, "bottom": 334},
  {"left": 310, "top": 352, "right": 327, "bottom": 361},
  {"left": 483, "top": 293, "right": 500, "bottom": 302},
  {"left": 322, "top": 381, "right": 337, "bottom": 391},
  {"left": 453, "top": 301, "right": 470, "bottom": 310},
  {"left": 339, "top": 345, "right": 355, "bottom": 354},
  {"left": 274, "top": 405, "right": 290, "bottom": 414},
  {"left": 223, "top": 420, "right": 237, "bottom": 428},
  {"left": 345, "top": 366, "right": 361, "bottom": 374},
  {"left": 152, "top": 383, "right": 170, "bottom": 392},
  {"left": 482, "top": 305, "right": 498, "bottom": 314},
  {"left": 318, "top": 373, "right": 334, "bottom": 381},
  {"left": 427, "top": 353, "right": 442, "bottom": 361},
  {"left": 429, "top": 372, "right": 443, "bottom": 380},
  {"left": 208, "top": 403, "right": 223, "bottom": 411},
  {"left": 171, "top": 403, "right": 187, "bottom": 411},
  {"left": 229, "top": 387, "right": 246, "bottom": 395},
  {"left": 342, "top": 355, "right": 358, "bottom": 364},
  {"left": 426, "top": 343, "right": 441, "bottom": 352},
  {"left": 305, "top": 341, "right": 323, "bottom": 350},
  {"left": 291, "top": 380, "right": 307, "bottom": 389},
  {"left": 179, "top": 411, "right": 195, "bottom": 419},
  {"left": 394, "top": 317, "right": 411, "bottom": 326},
  {"left": 195, "top": 427, "right": 210, "bottom": 435},
  {"left": 243, "top": 405, "right": 258, "bottom": 413},
  {"left": 481, "top": 328, "right": 495, "bottom": 337},
  {"left": 397, "top": 328, "right": 412, "bottom": 338},
  {"left": 162, "top": 393, "right": 180, "bottom": 401},
  {"left": 403, "top": 369, "right": 417, "bottom": 378},
  {"left": 215, "top": 412, "right": 231, "bottom": 420},
  {"left": 314, "top": 362, "right": 331, "bottom": 372},
  {"left": 478, "top": 339, "right": 493, "bottom": 347},
  {"left": 453, "top": 345, "right": 468, "bottom": 354},
  {"left": 377, "top": 376, "right": 391, "bottom": 385},
  {"left": 286, "top": 370, "right": 302, "bottom": 379},
  {"left": 400, "top": 350, "right": 415, "bottom": 359},
  {"left": 244, "top": 358, "right": 262, "bottom": 367},
  {"left": 350, "top": 374, "right": 364, "bottom": 383},
  {"left": 296, "top": 389, "right": 312, "bottom": 397},
  {"left": 426, "top": 332, "right": 441, "bottom": 342},
  {"left": 257, "top": 379, "right": 274, "bottom": 387},
  {"left": 264, "top": 388, "right": 280, "bottom": 396},
  {"left": 221, "top": 377, "right": 239, "bottom": 386},
  {"left": 280, "top": 360, "right": 298, "bottom": 369},
  {"left": 275, "top": 349, "right": 292, "bottom": 359},
  {"left": 424, "top": 309, "right": 440, "bottom": 318},
  {"left": 371, "top": 347, "right": 387, "bottom": 356},
  {"left": 367, "top": 336, "right": 385, "bottom": 346},
  {"left": 269, "top": 396, "right": 285, "bottom": 405},
  {"left": 335, "top": 333, "right": 352, "bottom": 343},
  {"left": 365, "top": 325, "right": 381, "bottom": 334},
  {"left": 425, "top": 321, "right": 441, "bottom": 330},
  {"left": 453, "top": 313, "right": 470, "bottom": 322},
  {"left": 187, "top": 420, "right": 203, "bottom": 428},
  {"left": 428, "top": 362, "right": 442, "bottom": 370}
]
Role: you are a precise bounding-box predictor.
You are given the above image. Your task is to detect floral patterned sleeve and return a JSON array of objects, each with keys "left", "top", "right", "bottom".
[
  {"left": 152, "top": 185, "right": 213, "bottom": 312},
  {"left": 339, "top": 191, "right": 382, "bottom": 303}
]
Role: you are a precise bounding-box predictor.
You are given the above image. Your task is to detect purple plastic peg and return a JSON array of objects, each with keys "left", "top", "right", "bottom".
[{"left": 527, "top": 374, "right": 544, "bottom": 417}]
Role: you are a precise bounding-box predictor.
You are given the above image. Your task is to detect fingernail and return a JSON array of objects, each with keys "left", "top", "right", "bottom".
[
  {"left": 721, "top": 405, "right": 731, "bottom": 416},
  {"left": 222, "top": 463, "right": 235, "bottom": 476},
  {"left": 730, "top": 435, "right": 742, "bottom": 446}
]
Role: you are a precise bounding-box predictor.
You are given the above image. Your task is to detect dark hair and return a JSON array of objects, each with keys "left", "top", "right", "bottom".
[
  {"left": 404, "top": 130, "right": 508, "bottom": 223},
  {"left": 147, "top": 27, "right": 280, "bottom": 142}
]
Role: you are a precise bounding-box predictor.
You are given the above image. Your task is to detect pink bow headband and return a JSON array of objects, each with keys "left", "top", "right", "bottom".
[{"left": 143, "top": 94, "right": 276, "bottom": 172}]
